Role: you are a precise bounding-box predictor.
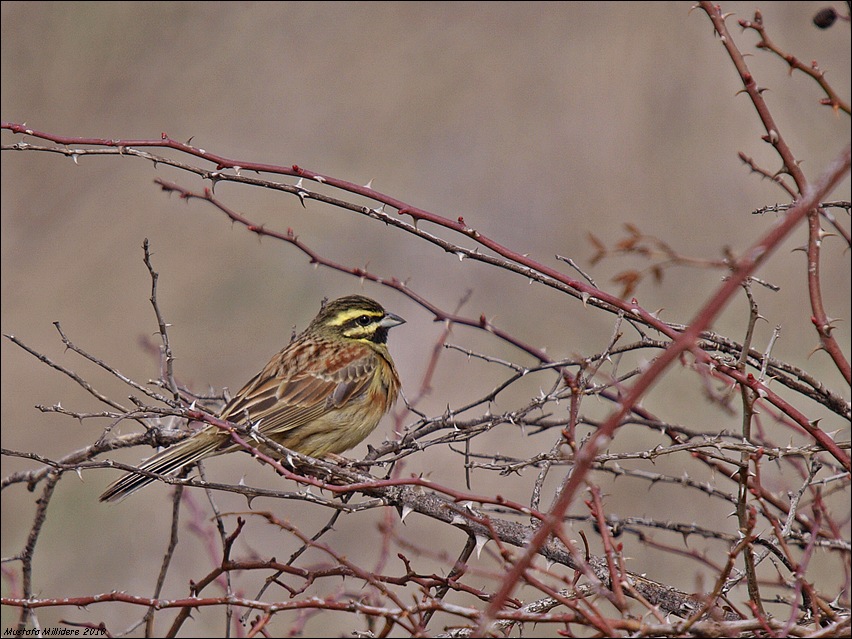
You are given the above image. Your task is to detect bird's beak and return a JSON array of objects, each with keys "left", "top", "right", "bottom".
[{"left": 380, "top": 312, "right": 406, "bottom": 329}]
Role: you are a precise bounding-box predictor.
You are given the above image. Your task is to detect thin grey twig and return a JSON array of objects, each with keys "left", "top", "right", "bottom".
[{"left": 142, "top": 238, "right": 180, "bottom": 404}]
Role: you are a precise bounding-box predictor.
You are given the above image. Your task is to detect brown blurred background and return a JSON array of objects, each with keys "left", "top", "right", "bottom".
[{"left": 2, "top": 2, "right": 849, "bottom": 636}]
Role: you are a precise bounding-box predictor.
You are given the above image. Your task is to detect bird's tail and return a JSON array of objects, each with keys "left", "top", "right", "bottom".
[{"left": 99, "top": 431, "right": 223, "bottom": 503}]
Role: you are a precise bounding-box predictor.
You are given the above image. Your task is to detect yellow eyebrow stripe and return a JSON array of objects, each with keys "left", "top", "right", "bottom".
[{"left": 326, "top": 308, "right": 383, "bottom": 326}]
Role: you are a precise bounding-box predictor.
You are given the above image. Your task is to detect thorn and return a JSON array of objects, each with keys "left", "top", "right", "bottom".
[
  {"left": 450, "top": 514, "right": 467, "bottom": 526},
  {"left": 806, "top": 344, "right": 825, "bottom": 359},
  {"left": 400, "top": 504, "right": 413, "bottom": 523},
  {"left": 474, "top": 534, "right": 489, "bottom": 559},
  {"left": 761, "top": 129, "right": 780, "bottom": 145}
]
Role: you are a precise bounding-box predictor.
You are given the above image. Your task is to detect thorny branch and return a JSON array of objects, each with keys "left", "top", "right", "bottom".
[{"left": 2, "top": 3, "right": 850, "bottom": 637}]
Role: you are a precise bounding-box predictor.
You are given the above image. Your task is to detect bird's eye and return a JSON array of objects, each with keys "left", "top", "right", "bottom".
[{"left": 357, "top": 314, "right": 372, "bottom": 326}]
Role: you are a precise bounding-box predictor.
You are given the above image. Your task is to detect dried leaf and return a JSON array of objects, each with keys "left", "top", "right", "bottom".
[
  {"left": 613, "top": 271, "right": 641, "bottom": 298},
  {"left": 624, "top": 223, "right": 642, "bottom": 236}
]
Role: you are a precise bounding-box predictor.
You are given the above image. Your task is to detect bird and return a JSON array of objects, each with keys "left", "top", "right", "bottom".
[{"left": 100, "top": 295, "right": 404, "bottom": 502}]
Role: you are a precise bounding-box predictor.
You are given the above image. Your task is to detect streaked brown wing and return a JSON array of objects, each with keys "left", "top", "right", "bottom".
[{"left": 219, "top": 338, "right": 377, "bottom": 437}]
